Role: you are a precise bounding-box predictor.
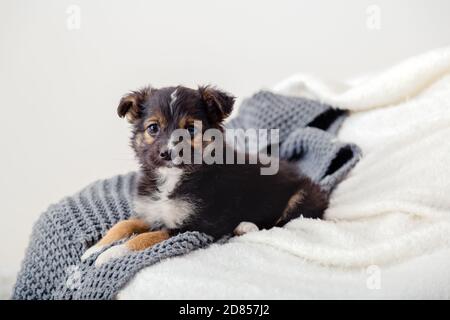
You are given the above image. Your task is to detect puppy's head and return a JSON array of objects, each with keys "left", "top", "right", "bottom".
[{"left": 117, "top": 85, "right": 235, "bottom": 169}]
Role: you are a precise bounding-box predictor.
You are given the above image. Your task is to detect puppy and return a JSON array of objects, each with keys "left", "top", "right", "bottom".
[{"left": 82, "top": 85, "right": 328, "bottom": 266}]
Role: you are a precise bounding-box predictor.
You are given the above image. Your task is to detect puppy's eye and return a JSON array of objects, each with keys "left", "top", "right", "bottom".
[
  {"left": 147, "top": 123, "right": 160, "bottom": 135},
  {"left": 187, "top": 125, "right": 197, "bottom": 136}
]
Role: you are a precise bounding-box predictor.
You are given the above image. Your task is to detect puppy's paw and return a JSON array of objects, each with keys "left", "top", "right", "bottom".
[
  {"left": 81, "top": 244, "right": 105, "bottom": 261},
  {"left": 94, "top": 244, "right": 130, "bottom": 267},
  {"left": 234, "top": 221, "right": 259, "bottom": 236}
]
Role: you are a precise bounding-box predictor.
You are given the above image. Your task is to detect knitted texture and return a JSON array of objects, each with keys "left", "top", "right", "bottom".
[
  {"left": 12, "top": 91, "right": 361, "bottom": 300},
  {"left": 226, "top": 91, "right": 361, "bottom": 193},
  {"left": 12, "top": 173, "right": 213, "bottom": 300}
]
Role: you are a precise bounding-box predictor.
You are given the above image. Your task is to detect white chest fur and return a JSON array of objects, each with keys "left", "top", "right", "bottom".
[{"left": 134, "top": 167, "right": 195, "bottom": 229}]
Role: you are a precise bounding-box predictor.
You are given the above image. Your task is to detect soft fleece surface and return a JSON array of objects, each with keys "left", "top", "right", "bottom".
[{"left": 118, "top": 47, "right": 450, "bottom": 299}]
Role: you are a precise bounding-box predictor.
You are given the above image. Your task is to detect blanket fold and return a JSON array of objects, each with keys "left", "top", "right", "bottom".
[{"left": 273, "top": 46, "right": 450, "bottom": 111}]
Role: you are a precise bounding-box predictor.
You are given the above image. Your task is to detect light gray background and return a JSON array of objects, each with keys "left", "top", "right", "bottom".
[{"left": 1, "top": 0, "right": 449, "bottom": 274}]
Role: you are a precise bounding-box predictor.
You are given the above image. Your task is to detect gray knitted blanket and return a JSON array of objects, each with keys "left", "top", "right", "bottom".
[
  {"left": 12, "top": 91, "right": 361, "bottom": 300},
  {"left": 227, "top": 91, "right": 361, "bottom": 193}
]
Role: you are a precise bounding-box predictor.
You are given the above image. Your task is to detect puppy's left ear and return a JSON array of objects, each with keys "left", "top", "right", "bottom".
[
  {"left": 198, "top": 86, "right": 235, "bottom": 124},
  {"left": 117, "top": 86, "right": 154, "bottom": 123}
]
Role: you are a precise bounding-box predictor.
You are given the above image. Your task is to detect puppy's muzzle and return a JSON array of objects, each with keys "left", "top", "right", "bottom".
[{"left": 159, "top": 146, "right": 172, "bottom": 161}]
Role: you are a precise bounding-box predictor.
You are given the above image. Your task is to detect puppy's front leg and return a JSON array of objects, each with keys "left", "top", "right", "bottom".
[
  {"left": 94, "top": 230, "right": 170, "bottom": 267},
  {"left": 125, "top": 230, "right": 170, "bottom": 250},
  {"left": 81, "top": 218, "right": 149, "bottom": 261}
]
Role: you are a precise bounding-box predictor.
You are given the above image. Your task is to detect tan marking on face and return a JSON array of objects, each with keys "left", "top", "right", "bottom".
[
  {"left": 179, "top": 116, "right": 197, "bottom": 128},
  {"left": 145, "top": 116, "right": 159, "bottom": 124},
  {"left": 98, "top": 219, "right": 149, "bottom": 246},
  {"left": 186, "top": 119, "right": 203, "bottom": 149},
  {"left": 142, "top": 114, "right": 167, "bottom": 145},
  {"left": 143, "top": 131, "right": 155, "bottom": 144},
  {"left": 178, "top": 116, "right": 188, "bottom": 129},
  {"left": 134, "top": 132, "right": 145, "bottom": 148},
  {"left": 144, "top": 112, "right": 167, "bottom": 128},
  {"left": 125, "top": 230, "right": 170, "bottom": 251}
]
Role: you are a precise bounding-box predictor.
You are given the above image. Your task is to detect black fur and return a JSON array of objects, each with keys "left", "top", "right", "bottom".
[{"left": 119, "top": 85, "right": 328, "bottom": 240}]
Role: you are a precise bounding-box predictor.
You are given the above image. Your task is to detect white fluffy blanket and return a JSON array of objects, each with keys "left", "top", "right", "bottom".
[{"left": 118, "top": 47, "right": 450, "bottom": 299}]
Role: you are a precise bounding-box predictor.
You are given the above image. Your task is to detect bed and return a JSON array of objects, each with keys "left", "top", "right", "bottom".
[{"left": 117, "top": 46, "right": 450, "bottom": 299}]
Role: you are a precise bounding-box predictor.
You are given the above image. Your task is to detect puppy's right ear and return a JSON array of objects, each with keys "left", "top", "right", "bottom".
[{"left": 117, "top": 86, "right": 153, "bottom": 123}]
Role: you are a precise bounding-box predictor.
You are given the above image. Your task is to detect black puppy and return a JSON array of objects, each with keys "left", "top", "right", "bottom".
[{"left": 82, "top": 85, "right": 328, "bottom": 266}]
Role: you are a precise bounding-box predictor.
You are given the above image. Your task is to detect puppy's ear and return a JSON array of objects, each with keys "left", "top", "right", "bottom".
[
  {"left": 198, "top": 86, "right": 235, "bottom": 124},
  {"left": 117, "top": 86, "right": 153, "bottom": 123}
]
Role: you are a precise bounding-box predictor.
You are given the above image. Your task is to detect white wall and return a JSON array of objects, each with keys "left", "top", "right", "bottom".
[{"left": 1, "top": 0, "right": 449, "bottom": 272}]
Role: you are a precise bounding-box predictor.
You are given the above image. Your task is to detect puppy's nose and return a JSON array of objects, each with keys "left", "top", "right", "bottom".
[{"left": 159, "top": 148, "right": 171, "bottom": 161}]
